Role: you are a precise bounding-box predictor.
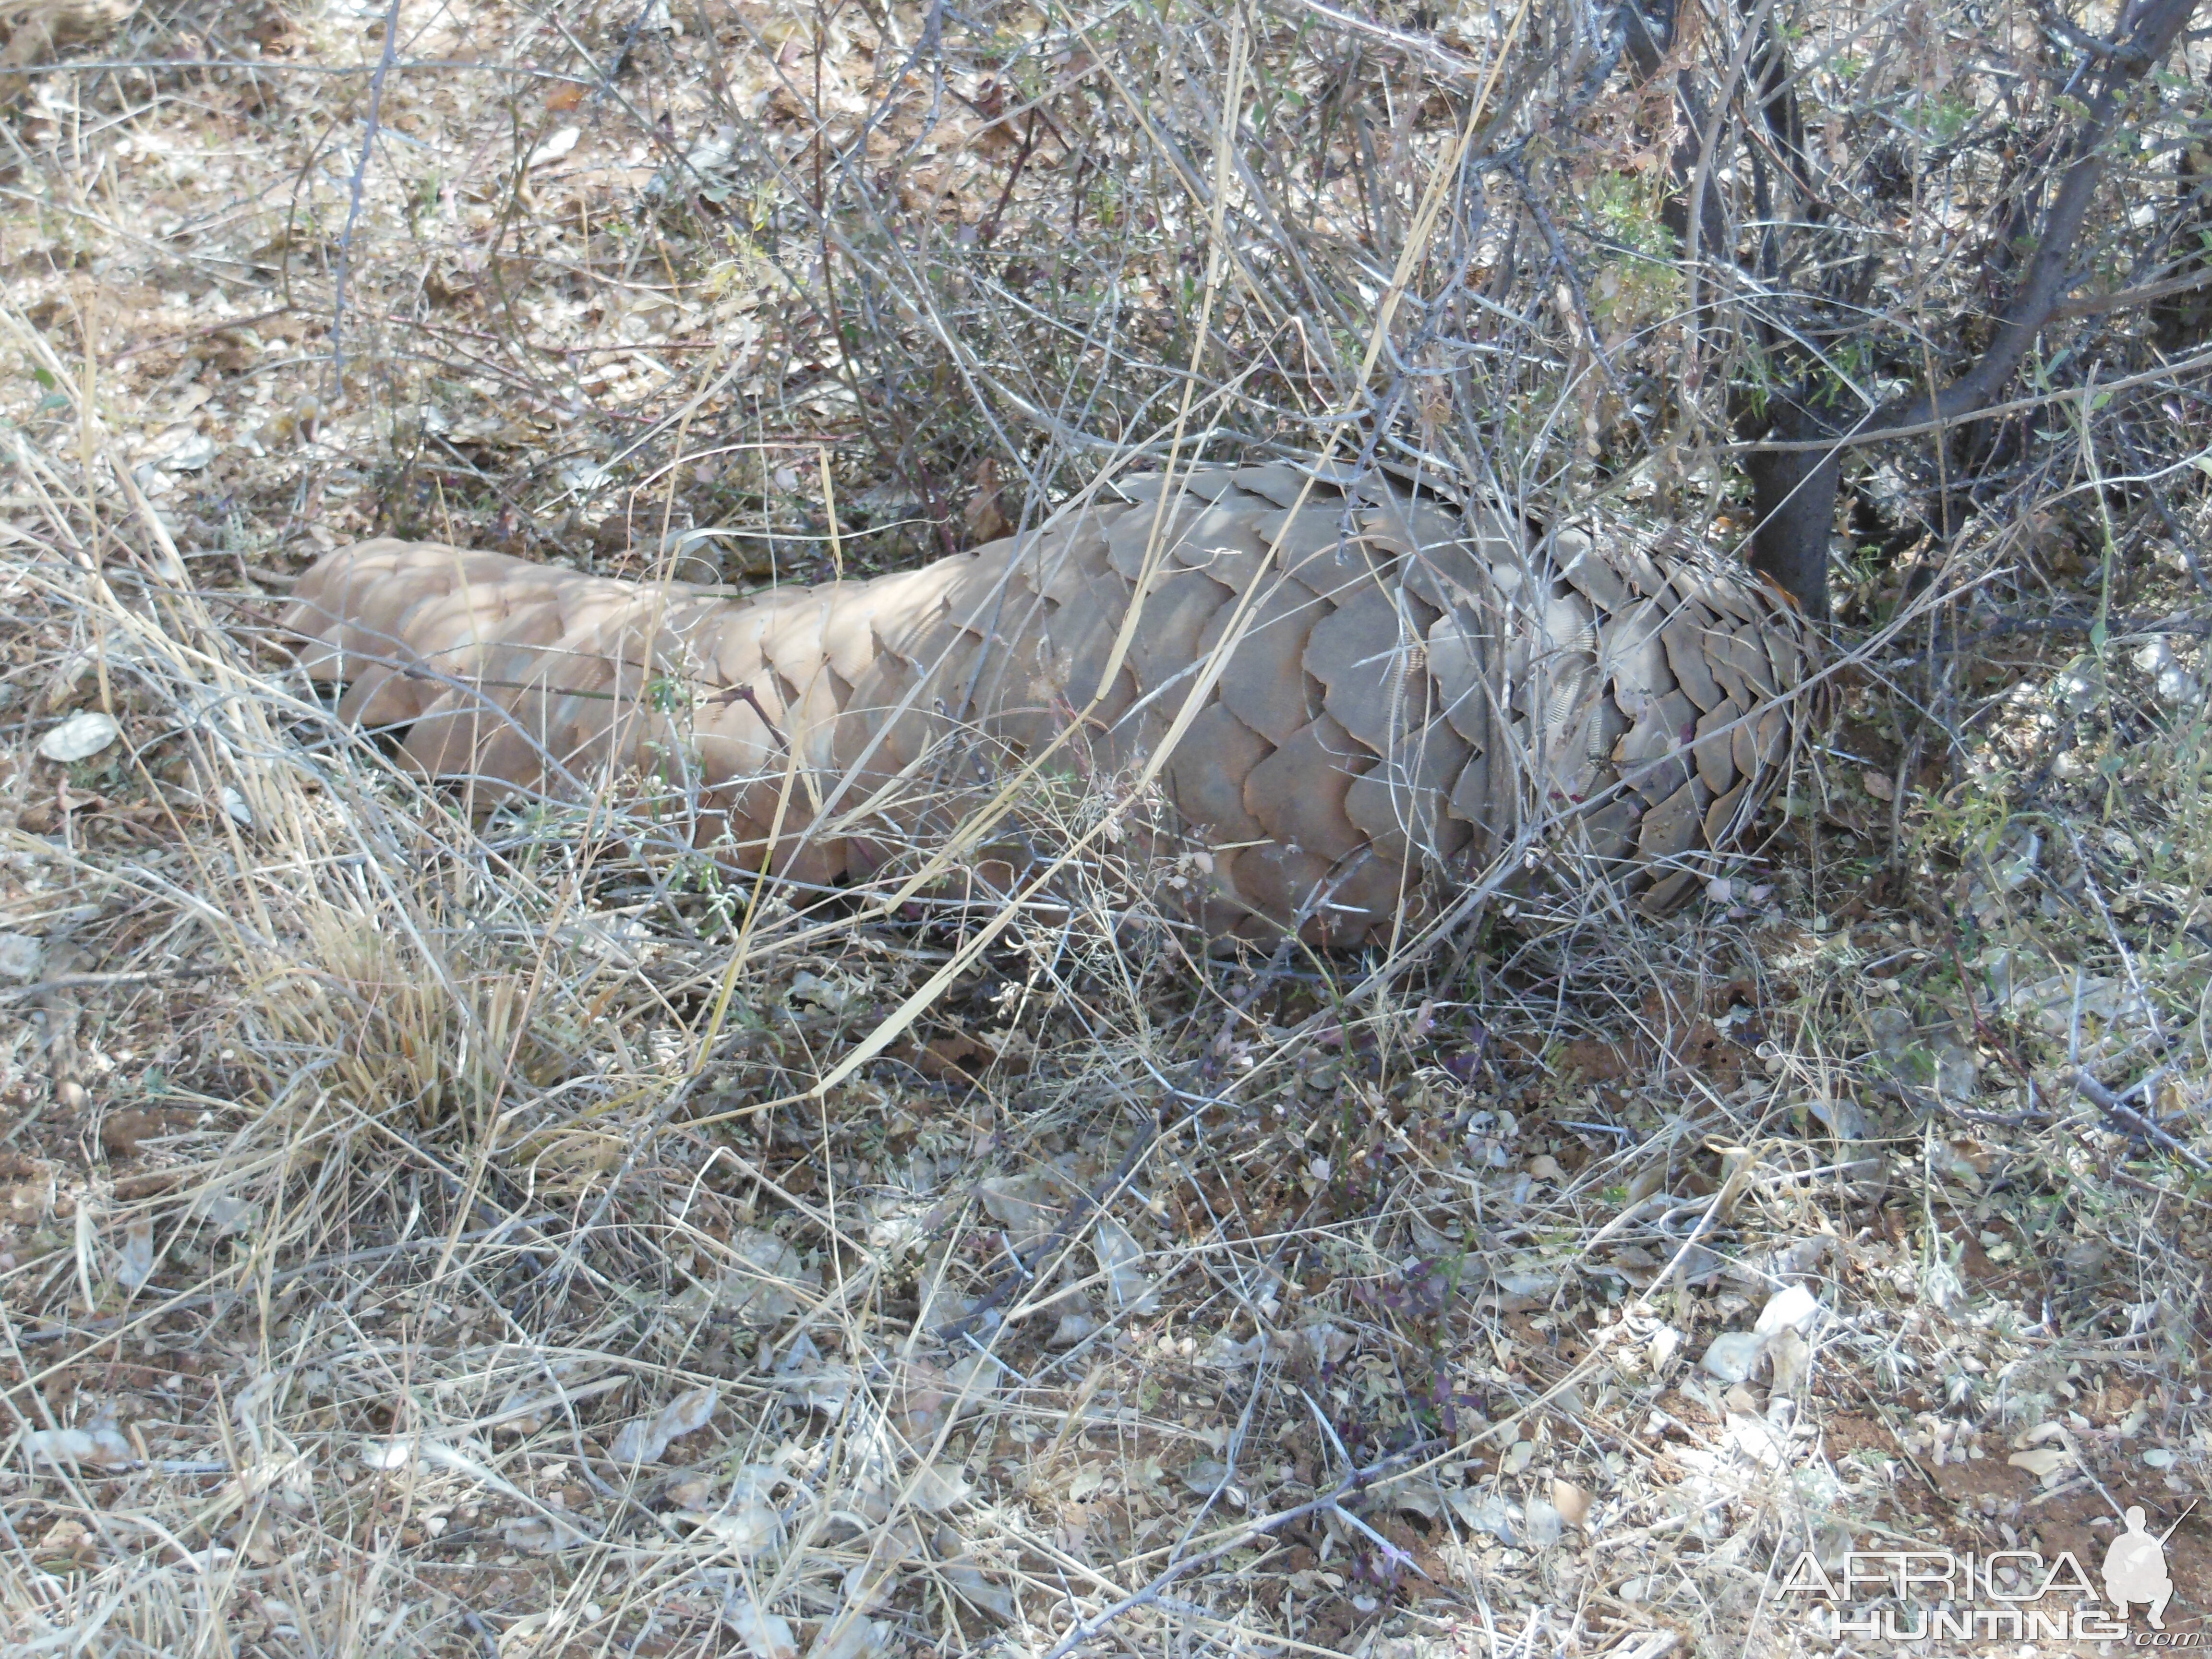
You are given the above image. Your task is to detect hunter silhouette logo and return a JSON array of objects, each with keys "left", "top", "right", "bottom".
[{"left": 2105, "top": 1505, "right": 2185, "bottom": 1629}]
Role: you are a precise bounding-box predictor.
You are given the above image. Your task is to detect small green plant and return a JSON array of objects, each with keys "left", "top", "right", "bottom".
[
  {"left": 1923, "top": 89, "right": 1976, "bottom": 144},
  {"left": 1582, "top": 174, "right": 1684, "bottom": 341},
  {"left": 1585, "top": 171, "right": 1678, "bottom": 260}
]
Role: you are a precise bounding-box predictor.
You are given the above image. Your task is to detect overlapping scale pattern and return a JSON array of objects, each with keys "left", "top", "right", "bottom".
[{"left": 280, "top": 464, "right": 1812, "bottom": 943}]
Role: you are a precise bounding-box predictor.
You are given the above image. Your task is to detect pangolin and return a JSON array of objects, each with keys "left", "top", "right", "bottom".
[{"left": 278, "top": 462, "right": 1813, "bottom": 945}]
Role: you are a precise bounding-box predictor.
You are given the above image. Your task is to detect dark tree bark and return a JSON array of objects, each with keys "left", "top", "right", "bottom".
[
  {"left": 1740, "top": 397, "right": 1846, "bottom": 614},
  {"left": 2153, "top": 134, "right": 2212, "bottom": 352}
]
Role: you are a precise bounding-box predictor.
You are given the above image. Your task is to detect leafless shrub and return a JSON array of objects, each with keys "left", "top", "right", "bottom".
[{"left": 0, "top": 2, "right": 2207, "bottom": 1656}]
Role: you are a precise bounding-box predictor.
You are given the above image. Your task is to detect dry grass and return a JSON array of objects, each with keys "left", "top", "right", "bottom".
[{"left": 1, "top": 3, "right": 2209, "bottom": 1658}]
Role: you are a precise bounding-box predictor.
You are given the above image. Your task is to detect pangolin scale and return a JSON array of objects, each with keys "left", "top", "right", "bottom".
[{"left": 278, "top": 463, "right": 1812, "bottom": 945}]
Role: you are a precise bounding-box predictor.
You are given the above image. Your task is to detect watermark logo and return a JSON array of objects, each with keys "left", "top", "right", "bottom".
[
  {"left": 1780, "top": 1501, "right": 2194, "bottom": 1647},
  {"left": 2108, "top": 1506, "right": 2176, "bottom": 1629}
]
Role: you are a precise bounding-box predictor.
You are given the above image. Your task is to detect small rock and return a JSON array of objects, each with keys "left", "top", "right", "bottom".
[
  {"left": 1050, "top": 1311, "right": 1100, "bottom": 1348},
  {"left": 1522, "top": 1497, "right": 1563, "bottom": 1548},
  {"left": 2156, "top": 665, "right": 2202, "bottom": 708},
  {"left": 526, "top": 126, "right": 581, "bottom": 170},
  {"left": 38, "top": 711, "right": 120, "bottom": 764},
  {"left": 1755, "top": 1284, "right": 1821, "bottom": 1337},
  {"left": 1700, "top": 1331, "right": 1767, "bottom": 1384},
  {"left": 160, "top": 432, "right": 218, "bottom": 472},
  {"left": 2056, "top": 662, "right": 2104, "bottom": 713},
  {"left": 0, "top": 933, "right": 42, "bottom": 981},
  {"left": 359, "top": 1438, "right": 418, "bottom": 1472},
  {"left": 1445, "top": 1489, "right": 1520, "bottom": 1544}
]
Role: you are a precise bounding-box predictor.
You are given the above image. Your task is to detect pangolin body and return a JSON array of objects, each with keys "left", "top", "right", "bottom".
[{"left": 279, "top": 463, "right": 1812, "bottom": 945}]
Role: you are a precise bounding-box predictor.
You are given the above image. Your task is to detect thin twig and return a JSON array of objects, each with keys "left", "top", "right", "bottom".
[
  {"left": 0, "top": 966, "right": 227, "bottom": 1004},
  {"left": 2070, "top": 1068, "right": 2212, "bottom": 1175},
  {"left": 328, "top": 0, "right": 406, "bottom": 387},
  {"left": 1041, "top": 1438, "right": 1443, "bottom": 1659}
]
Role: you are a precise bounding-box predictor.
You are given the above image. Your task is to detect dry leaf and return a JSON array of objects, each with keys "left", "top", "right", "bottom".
[
  {"left": 1754, "top": 1284, "right": 1820, "bottom": 1335},
  {"left": 23, "top": 1424, "right": 131, "bottom": 1469},
  {"left": 1700, "top": 1331, "right": 1766, "bottom": 1383},
  {"left": 909, "top": 1463, "right": 972, "bottom": 1512},
  {"left": 1093, "top": 1215, "right": 1155, "bottom": 1311},
  {"left": 610, "top": 1385, "right": 718, "bottom": 1465},
  {"left": 1767, "top": 1328, "right": 1810, "bottom": 1393},
  {"left": 100, "top": 1109, "right": 196, "bottom": 1159},
  {"left": 38, "top": 710, "right": 119, "bottom": 763},
  {"left": 0, "top": 933, "right": 42, "bottom": 981},
  {"left": 115, "top": 1214, "right": 154, "bottom": 1292},
  {"left": 806, "top": 1614, "right": 893, "bottom": 1659},
  {"left": 1523, "top": 1496, "right": 1564, "bottom": 1547},
  {"left": 1552, "top": 1479, "right": 1592, "bottom": 1526},
  {"left": 500, "top": 1515, "right": 584, "bottom": 1554},
  {"left": 939, "top": 1558, "right": 1017, "bottom": 1620},
  {"left": 723, "top": 1599, "right": 797, "bottom": 1659},
  {"left": 526, "top": 127, "right": 581, "bottom": 170},
  {"left": 688, "top": 1502, "right": 780, "bottom": 1551}
]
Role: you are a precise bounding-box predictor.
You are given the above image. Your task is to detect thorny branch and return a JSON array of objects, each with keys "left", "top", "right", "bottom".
[
  {"left": 328, "top": 0, "right": 406, "bottom": 387},
  {"left": 1041, "top": 1438, "right": 1444, "bottom": 1659}
]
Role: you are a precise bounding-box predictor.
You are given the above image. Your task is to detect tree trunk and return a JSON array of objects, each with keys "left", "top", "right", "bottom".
[{"left": 1742, "top": 397, "right": 1844, "bottom": 619}]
